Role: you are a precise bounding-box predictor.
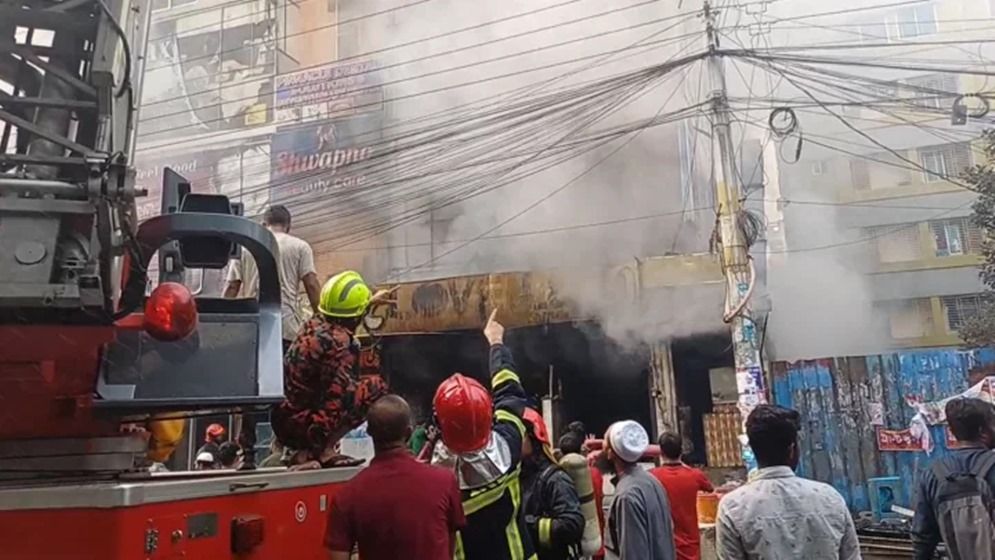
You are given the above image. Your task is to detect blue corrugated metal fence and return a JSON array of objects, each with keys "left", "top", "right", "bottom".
[{"left": 771, "top": 347, "right": 995, "bottom": 512}]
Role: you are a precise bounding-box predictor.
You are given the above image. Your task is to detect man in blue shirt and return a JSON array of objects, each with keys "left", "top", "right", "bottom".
[{"left": 912, "top": 397, "right": 995, "bottom": 560}]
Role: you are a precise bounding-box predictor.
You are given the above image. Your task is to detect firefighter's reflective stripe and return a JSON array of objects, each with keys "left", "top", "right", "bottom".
[
  {"left": 456, "top": 533, "right": 465, "bottom": 559},
  {"left": 458, "top": 467, "right": 534, "bottom": 560},
  {"left": 494, "top": 410, "right": 525, "bottom": 438},
  {"left": 507, "top": 473, "right": 525, "bottom": 560},
  {"left": 464, "top": 466, "right": 520, "bottom": 515},
  {"left": 538, "top": 517, "right": 552, "bottom": 548},
  {"left": 491, "top": 368, "right": 520, "bottom": 389}
]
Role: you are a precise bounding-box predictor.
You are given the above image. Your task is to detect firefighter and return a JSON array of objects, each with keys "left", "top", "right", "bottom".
[
  {"left": 431, "top": 310, "right": 536, "bottom": 560},
  {"left": 521, "top": 408, "right": 585, "bottom": 560},
  {"left": 271, "top": 270, "right": 391, "bottom": 469}
]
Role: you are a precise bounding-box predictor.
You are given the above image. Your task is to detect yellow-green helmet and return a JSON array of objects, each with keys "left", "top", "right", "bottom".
[{"left": 318, "top": 271, "right": 372, "bottom": 318}]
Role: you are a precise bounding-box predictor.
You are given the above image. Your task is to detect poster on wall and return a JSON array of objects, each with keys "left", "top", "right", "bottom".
[
  {"left": 137, "top": 15, "right": 275, "bottom": 143},
  {"left": 908, "top": 376, "right": 995, "bottom": 425},
  {"left": 876, "top": 428, "right": 923, "bottom": 452},
  {"left": 269, "top": 115, "right": 383, "bottom": 207},
  {"left": 274, "top": 59, "right": 384, "bottom": 125},
  {"left": 134, "top": 144, "right": 271, "bottom": 221},
  {"left": 868, "top": 402, "right": 884, "bottom": 426}
]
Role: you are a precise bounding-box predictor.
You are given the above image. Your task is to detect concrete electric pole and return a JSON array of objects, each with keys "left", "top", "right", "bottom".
[{"left": 702, "top": 1, "right": 766, "bottom": 470}]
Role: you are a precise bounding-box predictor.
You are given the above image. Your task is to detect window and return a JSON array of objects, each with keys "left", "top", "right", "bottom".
[
  {"left": 918, "top": 143, "right": 972, "bottom": 183},
  {"left": 904, "top": 73, "right": 958, "bottom": 110},
  {"left": 888, "top": 299, "right": 932, "bottom": 339},
  {"left": 856, "top": 23, "right": 888, "bottom": 44},
  {"left": 152, "top": 0, "right": 196, "bottom": 11},
  {"left": 887, "top": 4, "right": 937, "bottom": 40},
  {"left": 931, "top": 217, "right": 983, "bottom": 256},
  {"left": 850, "top": 159, "right": 870, "bottom": 190},
  {"left": 874, "top": 224, "right": 921, "bottom": 263},
  {"left": 942, "top": 294, "right": 983, "bottom": 331}
]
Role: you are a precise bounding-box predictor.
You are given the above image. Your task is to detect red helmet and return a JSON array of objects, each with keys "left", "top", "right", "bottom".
[
  {"left": 433, "top": 374, "right": 493, "bottom": 453},
  {"left": 205, "top": 423, "right": 226, "bottom": 441},
  {"left": 522, "top": 408, "right": 551, "bottom": 447}
]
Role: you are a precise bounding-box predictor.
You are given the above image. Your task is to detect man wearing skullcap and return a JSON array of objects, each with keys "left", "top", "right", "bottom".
[{"left": 600, "top": 420, "right": 676, "bottom": 560}]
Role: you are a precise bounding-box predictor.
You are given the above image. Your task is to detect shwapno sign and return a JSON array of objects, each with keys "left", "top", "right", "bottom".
[{"left": 269, "top": 115, "right": 382, "bottom": 203}]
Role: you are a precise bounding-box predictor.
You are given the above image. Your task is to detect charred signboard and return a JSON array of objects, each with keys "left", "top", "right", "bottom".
[{"left": 374, "top": 272, "right": 578, "bottom": 334}]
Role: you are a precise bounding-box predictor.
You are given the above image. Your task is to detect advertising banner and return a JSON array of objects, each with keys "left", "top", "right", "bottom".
[
  {"left": 137, "top": 15, "right": 275, "bottom": 143},
  {"left": 876, "top": 428, "right": 922, "bottom": 452},
  {"left": 269, "top": 114, "right": 382, "bottom": 204},
  {"left": 274, "top": 59, "right": 384, "bottom": 125},
  {"left": 134, "top": 144, "right": 271, "bottom": 221}
]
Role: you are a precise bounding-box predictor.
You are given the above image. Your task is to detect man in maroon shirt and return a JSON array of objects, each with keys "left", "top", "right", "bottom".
[
  {"left": 648, "top": 431, "right": 713, "bottom": 560},
  {"left": 325, "top": 395, "right": 465, "bottom": 559}
]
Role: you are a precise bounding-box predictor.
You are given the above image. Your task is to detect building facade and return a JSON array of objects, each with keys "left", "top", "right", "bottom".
[{"left": 769, "top": 0, "right": 992, "bottom": 353}]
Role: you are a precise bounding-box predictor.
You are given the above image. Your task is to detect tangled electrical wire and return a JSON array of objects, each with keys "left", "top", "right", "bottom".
[
  {"left": 737, "top": 207, "right": 765, "bottom": 248},
  {"left": 768, "top": 106, "right": 803, "bottom": 163}
]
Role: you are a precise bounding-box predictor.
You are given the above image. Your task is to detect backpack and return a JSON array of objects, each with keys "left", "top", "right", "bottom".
[{"left": 932, "top": 452, "right": 995, "bottom": 560}]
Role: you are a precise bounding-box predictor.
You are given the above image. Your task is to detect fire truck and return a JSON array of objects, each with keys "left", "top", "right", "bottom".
[{"left": 0, "top": 1, "right": 357, "bottom": 558}]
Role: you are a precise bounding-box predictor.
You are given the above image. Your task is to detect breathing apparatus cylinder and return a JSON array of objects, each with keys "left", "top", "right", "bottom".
[{"left": 559, "top": 452, "right": 602, "bottom": 557}]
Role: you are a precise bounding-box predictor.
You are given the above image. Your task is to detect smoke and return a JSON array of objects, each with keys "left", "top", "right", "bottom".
[
  {"left": 552, "top": 269, "right": 728, "bottom": 348},
  {"left": 348, "top": 0, "right": 711, "bottom": 280},
  {"left": 325, "top": 1, "right": 731, "bottom": 349},
  {"left": 764, "top": 187, "right": 890, "bottom": 361}
]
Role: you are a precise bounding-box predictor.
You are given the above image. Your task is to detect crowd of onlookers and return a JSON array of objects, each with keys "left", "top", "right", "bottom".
[{"left": 205, "top": 204, "right": 995, "bottom": 560}]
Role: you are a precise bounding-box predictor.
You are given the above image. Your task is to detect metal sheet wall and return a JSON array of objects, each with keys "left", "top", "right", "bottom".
[{"left": 771, "top": 348, "right": 995, "bottom": 512}]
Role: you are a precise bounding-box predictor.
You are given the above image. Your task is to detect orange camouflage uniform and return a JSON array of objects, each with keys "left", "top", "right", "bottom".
[{"left": 271, "top": 317, "right": 388, "bottom": 455}]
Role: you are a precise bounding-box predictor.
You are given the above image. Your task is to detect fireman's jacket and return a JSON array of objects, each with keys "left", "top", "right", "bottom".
[
  {"left": 451, "top": 343, "right": 537, "bottom": 560},
  {"left": 522, "top": 456, "right": 585, "bottom": 560}
]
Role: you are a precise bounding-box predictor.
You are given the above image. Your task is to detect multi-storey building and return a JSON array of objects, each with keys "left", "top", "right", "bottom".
[{"left": 768, "top": 0, "right": 992, "bottom": 353}]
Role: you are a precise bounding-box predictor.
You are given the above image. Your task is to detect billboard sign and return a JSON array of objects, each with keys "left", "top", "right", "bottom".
[
  {"left": 269, "top": 115, "right": 382, "bottom": 204},
  {"left": 136, "top": 15, "right": 275, "bottom": 144},
  {"left": 134, "top": 144, "right": 271, "bottom": 221},
  {"left": 274, "top": 59, "right": 384, "bottom": 125}
]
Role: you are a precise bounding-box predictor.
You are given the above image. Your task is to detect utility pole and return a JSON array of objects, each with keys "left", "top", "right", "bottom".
[{"left": 702, "top": 1, "right": 766, "bottom": 471}]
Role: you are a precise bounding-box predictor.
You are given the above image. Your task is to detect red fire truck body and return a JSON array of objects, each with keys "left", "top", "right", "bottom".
[
  {"left": 0, "top": 468, "right": 357, "bottom": 560},
  {"left": 0, "top": 3, "right": 362, "bottom": 558}
]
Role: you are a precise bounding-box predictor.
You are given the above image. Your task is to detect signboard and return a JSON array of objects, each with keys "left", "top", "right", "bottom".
[
  {"left": 274, "top": 60, "right": 384, "bottom": 125},
  {"left": 137, "top": 15, "right": 274, "bottom": 143},
  {"left": 374, "top": 271, "right": 578, "bottom": 334},
  {"left": 876, "top": 428, "right": 922, "bottom": 452},
  {"left": 269, "top": 115, "right": 382, "bottom": 205},
  {"left": 133, "top": 144, "right": 270, "bottom": 221}
]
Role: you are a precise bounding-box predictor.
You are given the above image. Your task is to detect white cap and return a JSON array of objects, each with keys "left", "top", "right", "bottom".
[
  {"left": 196, "top": 452, "right": 214, "bottom": 463},
  {"left": 606, "top": 420, "right": 649, "bottom": 463}
]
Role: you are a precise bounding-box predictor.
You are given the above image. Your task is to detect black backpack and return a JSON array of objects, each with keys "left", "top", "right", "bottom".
[{"left": 932, "top": 452, "right": 995, "bottom": 560}]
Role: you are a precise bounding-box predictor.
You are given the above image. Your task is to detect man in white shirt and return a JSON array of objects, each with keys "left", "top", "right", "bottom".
[
  {"left": 716, "top": 405, "right": 860, "bottom": 560},
  {"left": 224, "top": 205, "right": 321, "bottom": 470},
  {"left": 224, "top": 205, "right": 321, "bottom": 349}
]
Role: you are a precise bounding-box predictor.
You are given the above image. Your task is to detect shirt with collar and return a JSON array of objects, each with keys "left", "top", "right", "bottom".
[
  {"left": 325, "top": 447, "right": 466, "bottom": 560},
  {"left": 715, "top": 466, "right": 860, "bottom": 560}
]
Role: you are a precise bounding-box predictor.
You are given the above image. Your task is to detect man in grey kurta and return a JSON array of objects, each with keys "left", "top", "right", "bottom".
[{"left": 601, "top": 420, "right": 677, "bottom": 560}]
